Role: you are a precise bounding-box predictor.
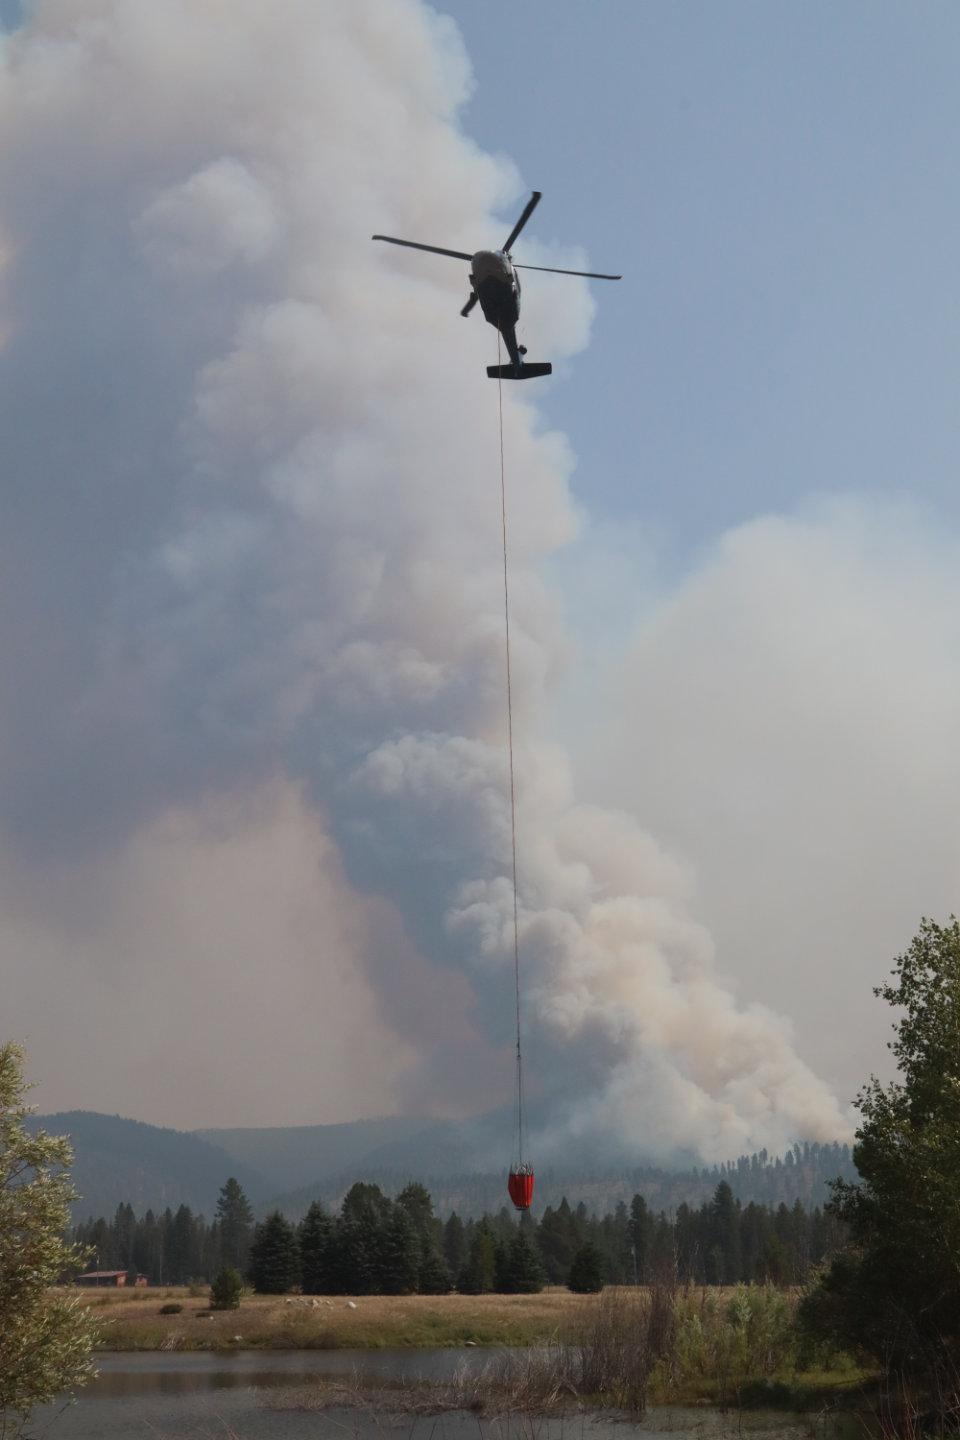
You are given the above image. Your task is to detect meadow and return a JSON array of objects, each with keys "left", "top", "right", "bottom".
[{"left": 70, "top": 1284, "right": 587, "bottom": 1352}]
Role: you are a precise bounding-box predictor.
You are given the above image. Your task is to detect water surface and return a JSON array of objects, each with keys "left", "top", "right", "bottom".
[{"left": 32, "top": 1349, "right": 855, "bottom": 1440}]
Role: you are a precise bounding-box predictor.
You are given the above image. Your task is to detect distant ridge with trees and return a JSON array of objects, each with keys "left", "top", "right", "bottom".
[
  {"left": 34, "top": 1107, "right": 855, "bottom": 1222},
  {"left": 272, "top": 1141, "right": 856, "bottom": 1225}
]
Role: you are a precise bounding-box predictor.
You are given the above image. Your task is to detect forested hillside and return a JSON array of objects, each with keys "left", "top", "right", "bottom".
[
  {"left": 37, "top": 1109, "right": 855, "bottom": 1222},
  {"left": 273, "top": 1141, "right": 856, "bottom": 1221},
  {"left": 29, "top": 1112, "right": 269, "bottom": 1219}
]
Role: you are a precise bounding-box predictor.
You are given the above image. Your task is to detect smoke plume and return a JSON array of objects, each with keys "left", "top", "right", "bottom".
[{"left": 0, "top": 0, "right": 848, "bottom": 1157}]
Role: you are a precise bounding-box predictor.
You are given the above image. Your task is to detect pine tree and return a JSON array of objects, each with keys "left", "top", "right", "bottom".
[
  {"left": 134, "top": 1209, "right": 162, "bottom": 1284},
  {"left": 166, "top": 1205, "right": 201, "bottom": 1284},
  {"left": 249, "top": 1212, "right": 300, "bottom": 1294},
  {"left": 380, "top": 1206, "right": 420, "bottom": 1295},
  {"left": 216, "top": 1178, "right": 254, "bottom": 1275},
  {"left": 628, "top": 1194, "right": 653, "bottom": 1283},
  {"left": 538, "top": 1198, "right": 580, "bottom": 1284},
  {"left": 493, "top": 1237, "right": 512, "bottom": 1293},
  {"left": 334, "top": 1183, "right": 392, "bottom": 1294},
  {"left": 396, "top": 1183, "right": 440, "bottom": 1253},
  {"left": 443, "top": 1213, "right": 468, "bottom": 1278},
  {"left": 502, "top": 1228, "right": 546, "bottom": 1294},
  {"left": 709, "top": 1182, "right": 742, "bottom": 1283},
  {"left": 112, "top": 1202, "right": 136, "bottom": 1275},
  {"left": 568, "top": 1241, "right": 605, "bottom": 1293},
  {"left": 299, "top": 1202, "right": 333, "bottom": 1295},
  {"left": 459, "top": 1220, "right": 496, "bottom": 1294},
  {"left": 418, "top": 1246, "right": 453, "bottom": 1294}
]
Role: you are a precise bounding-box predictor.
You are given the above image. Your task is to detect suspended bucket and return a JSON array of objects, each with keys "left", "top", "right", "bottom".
[{"left": 507, "top": 1165, "right": 535, "bottom": 1211}]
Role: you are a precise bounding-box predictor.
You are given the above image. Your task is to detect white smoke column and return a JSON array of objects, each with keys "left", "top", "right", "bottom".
[{"left": 0, "top": 0, "right": 848, "bottom": 1154}]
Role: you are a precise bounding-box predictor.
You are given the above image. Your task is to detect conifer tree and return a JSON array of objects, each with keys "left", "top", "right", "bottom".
[
  {"left": 216, "top": 1178, "right": 254, "bottom": 1275},
  {"left": 418, "top": 1246, "right": 453, "bottom": 1294},
  {"left": 299, "top": 1201, "right": 333, "bottom": 1295},
  {"left": 443, "top": 1213, "right": 467, "bottom": 1278},
  {"left": 538, "top": 1198, "right": 581, "bottom": 1283},
  {"left": 249, "top": 1212, "right": 300, "bottom": 1294},
  {"left": 380, "top": 1206, "right": 420, "bottom": 1295},
  {"left": 628, "top": 1194, "right": 653, "bottom": 1283},
  {"left": 334, "top": 1183, "right": 392, "bottom": 1294},
  {"left": 166, "top": 1204, "right": 202, "bottom": 1284},
  {"left": 459, "top": 1220, "right": 496, "bottom": 1294},
  {"left": 708, "top": 1183, "right": 742, "bottom": 1283},
  {"left": 396, "top": 1183, "right": 440, "bottom": 1252},
  {"left": 502, "top": 1227, "right": 545, "bottom": 1294},
  {"left": 568, "top": 1241, "right": 605, "bottom": 1293}
]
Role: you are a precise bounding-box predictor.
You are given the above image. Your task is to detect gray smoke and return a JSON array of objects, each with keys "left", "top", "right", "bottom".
[{"left": 0, "top": 0, "right": 848, "bottom": 1156}]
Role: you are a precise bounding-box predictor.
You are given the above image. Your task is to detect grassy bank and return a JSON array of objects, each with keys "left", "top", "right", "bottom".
[
  {"left": 68, "top": 1283, "right": 870, "bottom": 1415},
  {"left": 68, "top": 1285, "right": 587, "bottom": 1351}
]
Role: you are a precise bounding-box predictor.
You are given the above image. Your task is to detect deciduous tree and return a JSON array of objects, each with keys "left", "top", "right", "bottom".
[
  {"left": 0, "top": 1042, "right": 98, "bottom": 1432},
  {"left": 802, "top": 918, "right": 960, "bottom": 1376}
]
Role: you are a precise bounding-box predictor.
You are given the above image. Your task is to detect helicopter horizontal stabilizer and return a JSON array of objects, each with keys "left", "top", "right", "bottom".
[{"left": 486, "top": 362, "right": 552, "bottom": 380}]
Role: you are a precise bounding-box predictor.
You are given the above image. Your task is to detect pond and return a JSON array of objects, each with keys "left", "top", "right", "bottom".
[{"left": 31, "top": 1350, "right": 857, "bottom": 1440}]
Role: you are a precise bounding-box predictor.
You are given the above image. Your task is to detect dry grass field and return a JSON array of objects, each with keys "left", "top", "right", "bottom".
[{"left": 66, "top": 1285, "right": 590, "bottom": 1351}]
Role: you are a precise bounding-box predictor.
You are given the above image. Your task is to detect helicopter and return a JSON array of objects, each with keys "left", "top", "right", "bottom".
[{"left": 372, "top": 191, "right": 621, "bottom": 380}]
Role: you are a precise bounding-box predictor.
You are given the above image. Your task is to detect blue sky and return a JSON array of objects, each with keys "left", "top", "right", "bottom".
[{"left": 441, "top": 0, "right": 960, "bottom": 562}]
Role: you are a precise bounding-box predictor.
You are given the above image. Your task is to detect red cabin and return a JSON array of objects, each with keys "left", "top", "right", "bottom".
[{"left": 507, "top": 1166, "right": 534, "bottom": 1210}]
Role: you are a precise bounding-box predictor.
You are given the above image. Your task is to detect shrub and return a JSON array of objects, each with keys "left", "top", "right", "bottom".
[
  {"left": 210, "top": 1267, "right": 243, "bottom": 1311},
  {"left": 670, "top": 1285, "right": 797, "bottom": 1404}
]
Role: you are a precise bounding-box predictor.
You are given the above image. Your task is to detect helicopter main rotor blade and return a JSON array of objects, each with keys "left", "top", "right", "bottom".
[
  {"left": 502, "top": 191, "right": 542, "bottom": 254},
  {"left": 372, "top": 235, "right": 473, "bottom": 261},
  {"left": 513, "top": 263, "right": 622, "bottom": 279}
]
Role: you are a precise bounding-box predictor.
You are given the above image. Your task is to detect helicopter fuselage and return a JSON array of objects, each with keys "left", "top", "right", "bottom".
[{"left": 470, "top": 249, "right": 523, "bottom": 364}]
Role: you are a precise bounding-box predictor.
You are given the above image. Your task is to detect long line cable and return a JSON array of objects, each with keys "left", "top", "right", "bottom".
[{"left": 495, "top": 328, "right": 525, "bottom": 1170}]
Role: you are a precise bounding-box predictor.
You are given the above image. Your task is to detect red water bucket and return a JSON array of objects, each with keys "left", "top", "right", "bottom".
[{"left": 507, "top": 1169, "right": 535, "bottom": 1210}]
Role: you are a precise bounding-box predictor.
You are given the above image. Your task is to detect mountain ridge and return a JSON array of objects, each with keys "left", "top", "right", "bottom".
[{"left": 33, "top": 1108, "right": 856, "bottom": 1221}]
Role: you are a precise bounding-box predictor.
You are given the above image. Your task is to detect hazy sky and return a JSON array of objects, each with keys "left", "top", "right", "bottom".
[{"left": 3, "top": 0, "right": 958, "bottom": 1156}]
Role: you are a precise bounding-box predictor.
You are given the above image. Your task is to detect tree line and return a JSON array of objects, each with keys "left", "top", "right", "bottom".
[
  {"left": 274, "top": 1139, "right": 856, "bottom": 1229},
  {"left": 72, "top": 1171, "right": 846, "bottom": 1294}
]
